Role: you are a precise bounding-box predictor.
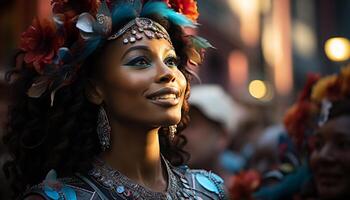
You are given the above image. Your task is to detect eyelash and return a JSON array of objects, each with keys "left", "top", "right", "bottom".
[
  {"left": 164, "top": 56, "right": 179, "bottom": 68},
  {"left": 126, "top": 56, "right": 179, "bottom": 68},
  {"left": 126, "top": 56, "right": 151, "bottom": 68},
  {"left": 314, "top": 138, "right": 324, "bottom": 150}
]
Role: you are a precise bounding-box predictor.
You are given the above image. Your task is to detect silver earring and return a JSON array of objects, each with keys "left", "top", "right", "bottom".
[
  {"left": 97, "top": 106, "right": 111, "bottom": 151},
  {"left": 169, "top": 125, "right": 177, "bottom": 140}
]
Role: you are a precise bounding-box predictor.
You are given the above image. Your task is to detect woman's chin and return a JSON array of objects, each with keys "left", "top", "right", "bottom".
[
  {"left": 317, "top": 182, "right": 348, "bottom": 199},
  {"left": 156, "top": 115, "right": 182, "bottom": 127}
]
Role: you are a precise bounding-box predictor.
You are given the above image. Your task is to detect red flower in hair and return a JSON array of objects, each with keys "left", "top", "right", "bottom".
[
  {"left": 166, "top": 0, "right": 199, "bottom": 22},
  {"left": 51, "top": 0, "right": 100, "bottom": 15},
  {"left": 20, "top": 18, "right": 64, "bottom": 74}
]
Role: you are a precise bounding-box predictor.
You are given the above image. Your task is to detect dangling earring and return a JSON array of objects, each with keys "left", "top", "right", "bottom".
[
  {"left": 97, "top": 106, "right": 111, "bottom": 151},
  {"left": 169, "top": 125, "right": 177, "bottom": 140}
]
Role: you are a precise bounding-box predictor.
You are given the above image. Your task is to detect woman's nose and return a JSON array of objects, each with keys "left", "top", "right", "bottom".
[
  {"left": 155, "top": 61, "right": 176, "bottom": 83},
  {"left": 318, "top": 143, "right": 336, "bottom": 162}
]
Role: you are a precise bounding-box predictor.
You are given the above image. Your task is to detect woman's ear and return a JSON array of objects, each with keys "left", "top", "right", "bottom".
[{"left": 85, "top": 79, "right": 104, "bottom": 105}]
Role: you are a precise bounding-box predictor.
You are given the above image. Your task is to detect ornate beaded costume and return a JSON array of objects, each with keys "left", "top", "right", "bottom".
[{"left": 25, "top": 157, "right": 227, "bottom": 200}]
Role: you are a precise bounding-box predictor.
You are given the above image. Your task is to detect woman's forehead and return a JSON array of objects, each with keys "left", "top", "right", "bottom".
[
  {"left": 317, "top": 115, "right": 350, "bottom": 137},
  {"left": 107, "top": 38, "right": 175, "bottom": 58}
]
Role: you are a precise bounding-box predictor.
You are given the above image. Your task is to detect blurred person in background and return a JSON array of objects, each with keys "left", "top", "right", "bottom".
[
  {"left": 252, "top": 74, "right": 320, "bottom": 200},
  {"left": 249, "top": 125, "right": 304, "bottom": 190},
  {"left": 304, "top": 66, "right": 350, "bottom": 200},
  {"left": 230, "top": 124, "right": 306, "bottom": 200},
  {"left": 255, "top": 67, "right": 350, "bottom": 200},
  {"left": 229, "top": 106, "right": 269, "bottom": 171},
  {"left": 183, "top": 84, "right": 246, "bottom": 188}
]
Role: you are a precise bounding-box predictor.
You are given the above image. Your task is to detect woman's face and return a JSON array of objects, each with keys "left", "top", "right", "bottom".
[
  {"left": 93, "top": 37, "right": 187, "bottom": 128},
  {"left": 310, "top": 115, "right": 350, "bottom": 199}
]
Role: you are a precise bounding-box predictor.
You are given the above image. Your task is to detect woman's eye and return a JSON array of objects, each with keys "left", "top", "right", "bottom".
[
  {"left": 314, "top": 139, "right": 324, "bottom": 151},
  {"left": 164, "top": 56, "right": 179, "bottom": 68},
  {"left": 126, "top": 57, "right": 151, "bottom": 68}
]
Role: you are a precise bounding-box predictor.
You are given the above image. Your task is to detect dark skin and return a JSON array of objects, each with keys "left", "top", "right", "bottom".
[
  {"left": 88, "top": 37, "right": 187, "bottom": 192},
  {"left": 310, "top": 115, "right": 350, "bottom": 200}
]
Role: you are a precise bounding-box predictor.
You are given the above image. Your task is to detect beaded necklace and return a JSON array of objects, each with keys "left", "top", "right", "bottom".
[{"left": 89, "top": 156, "right": 197, "bottom": 200}]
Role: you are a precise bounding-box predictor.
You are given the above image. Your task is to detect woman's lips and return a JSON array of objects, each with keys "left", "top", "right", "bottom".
[{"left": 146, "top": 87, "right": 180, "bottom": 107}]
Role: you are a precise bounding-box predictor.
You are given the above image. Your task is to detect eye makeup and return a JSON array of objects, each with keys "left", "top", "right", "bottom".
[
  {"left": 124, "top": 56, "right": 152, "bottom": 69},
  {"left": 164, "top": 55, "right": 179, "bottom": 68}
]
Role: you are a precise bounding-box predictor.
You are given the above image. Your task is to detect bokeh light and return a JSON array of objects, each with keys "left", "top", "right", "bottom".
[
  {"left": 324, "top": 37, "right": 350, "bottom": 62},
  {"left": 249, "top": 80, "right": 267, "bottom": 99}
]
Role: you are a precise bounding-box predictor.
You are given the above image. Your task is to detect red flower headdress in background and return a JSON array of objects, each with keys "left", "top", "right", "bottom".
[
  {"left": 229, "top": 170, "right": 261, "bottom": 200},
  {"left": 311, "top": 66, "right": 350, "bottom": 103},
  {"left": 283, "top": 73, "right": 320, "bottom": 148},
  {"left": 284, "top": 65, "right": 350, "bottom": 150}
]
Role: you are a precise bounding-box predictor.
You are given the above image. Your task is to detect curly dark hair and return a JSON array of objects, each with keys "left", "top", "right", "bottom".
[{"left": 3, "top": 16, "right": 193, "bottom": 197}]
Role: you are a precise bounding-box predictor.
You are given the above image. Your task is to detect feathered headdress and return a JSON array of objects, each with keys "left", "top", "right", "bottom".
[{"left": 19, "top": 0, "right": 212, "bottom": 105}]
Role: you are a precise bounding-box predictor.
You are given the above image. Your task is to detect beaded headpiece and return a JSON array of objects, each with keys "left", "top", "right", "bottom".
[
  {"left": 18, "top": 0, "right": 212, "bottom": 105},
  {"left": 108, "top": 17, "right": 172, "bottom": 45}
]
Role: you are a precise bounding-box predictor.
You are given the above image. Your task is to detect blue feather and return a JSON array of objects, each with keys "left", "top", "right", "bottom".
[
  {"left": 111, "top": 3, "right": 137, "bottom": 26},
  {"left": 62, "top": 186, "right": 77, "bottom": 200},
  {"left": 133, "top": 0, "right": 143, "bottom": 14},
  {"left": 44, "top": 186, "right": 60, "bottom": 200},
  {"left": 77, "top": 37, "right": 103, "bottom": 62},
  {"left": 141, "top": 2, "right": 195, "bottom": 28}
]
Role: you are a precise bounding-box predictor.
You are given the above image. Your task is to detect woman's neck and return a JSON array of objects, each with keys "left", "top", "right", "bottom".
[{"left": 100, "top": 122, "right": 167, "bottom": 192}]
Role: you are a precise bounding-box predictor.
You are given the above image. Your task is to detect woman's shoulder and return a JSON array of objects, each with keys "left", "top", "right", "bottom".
[
  {"left": 172, "top": 165, "right": 228, "bottom": 200},
  {"left": 23, "top": 170, "right": 102, "bottom": 200}
]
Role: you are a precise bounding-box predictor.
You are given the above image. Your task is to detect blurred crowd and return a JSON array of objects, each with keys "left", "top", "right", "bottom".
[{"left": 182, "top": 66, "right": 350, "bottom": 200}]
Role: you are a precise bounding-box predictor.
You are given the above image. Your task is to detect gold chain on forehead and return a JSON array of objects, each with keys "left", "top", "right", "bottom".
[{"left": 107, "top": 17, "right": 172, "bottom": 45}]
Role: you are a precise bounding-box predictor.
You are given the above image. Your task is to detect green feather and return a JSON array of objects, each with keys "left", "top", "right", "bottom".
[{"left": 190, "top": 36, "right": 215, "bottom": 51}]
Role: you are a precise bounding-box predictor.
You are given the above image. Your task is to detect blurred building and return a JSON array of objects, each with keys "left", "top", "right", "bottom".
[{"left": 196, "top": 0, "right": 350, "bottom": 123}]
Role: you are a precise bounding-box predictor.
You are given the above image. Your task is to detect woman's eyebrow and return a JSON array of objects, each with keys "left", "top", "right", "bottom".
[
  {"left": 165, "top": 44, "right": 175, "bottom": 51},
  {"left": 332, "top": 131, "right": 350, "bottom": 138},
  {"left": 164, "top": 47, "right": 176, "bottom": 54},
  {"left": 121, "top": 45, "right": 151, "bottom": 59}
]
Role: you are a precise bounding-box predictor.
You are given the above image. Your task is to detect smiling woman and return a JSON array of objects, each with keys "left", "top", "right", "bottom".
[
  {"left": 310, "top": 101, "right": 350, "bottom": 200},
  {"left": 91, "top": 39, "right": 187, "bottom": 127},
  {"left": 286, "top": 66, "right": 350, "bottom": 200},
  {"left": 2, "top": 0, "right": 226, "bottom": 200}
]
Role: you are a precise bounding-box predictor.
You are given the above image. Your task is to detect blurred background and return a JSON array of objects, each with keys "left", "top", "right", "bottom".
[{"left": 0, "top": 0, "right": 350, "bottom": 198}]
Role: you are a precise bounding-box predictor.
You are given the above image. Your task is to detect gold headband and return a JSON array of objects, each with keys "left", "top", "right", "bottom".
[{"left": 108, "top": 17, "right": 172, "bottom": 45}]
